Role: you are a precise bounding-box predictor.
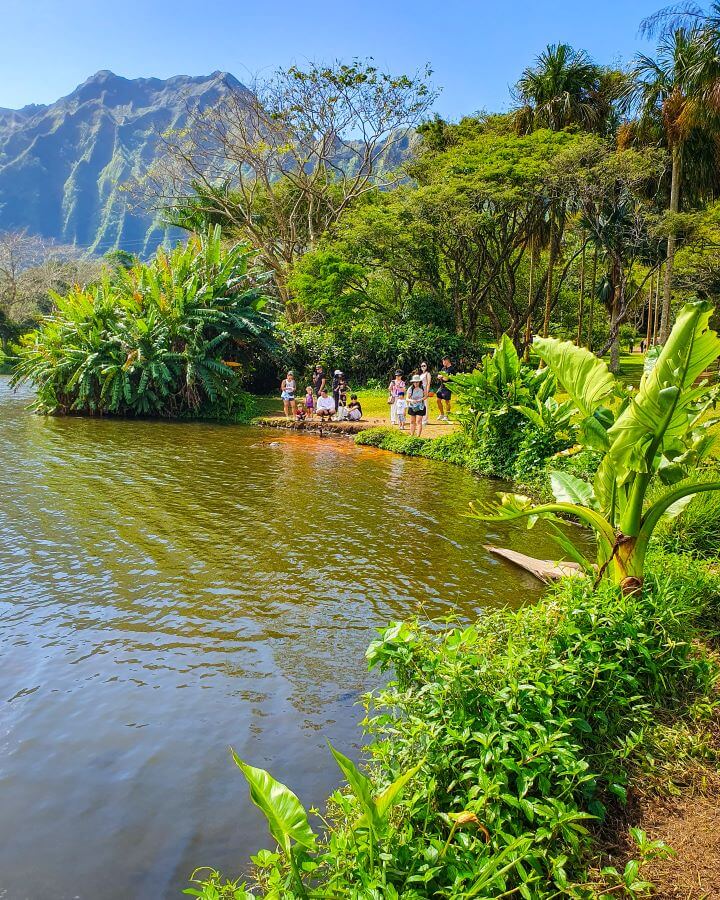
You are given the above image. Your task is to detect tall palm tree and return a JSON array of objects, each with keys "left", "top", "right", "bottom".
[
  {"left": 631, "top": 27, "right": 720, "bottom": 341},
  {"left": 514, "top": 43, "right": 615, "bottom": 134}
]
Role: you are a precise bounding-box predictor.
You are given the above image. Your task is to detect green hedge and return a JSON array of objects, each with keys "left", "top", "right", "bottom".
[{"left": 355, "top": 428, "right": 475, "bottom": 469}]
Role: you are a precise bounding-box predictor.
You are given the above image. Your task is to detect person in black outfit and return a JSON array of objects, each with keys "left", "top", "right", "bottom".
[
  {"left": 312, "top": 365, "right": 326, "bottom": 397},
  {"left": 332, "top": 370, "right": 343, "bottom": 412},
  {"left": 436, "top": 356, "right": 455, "bottom": 422}
]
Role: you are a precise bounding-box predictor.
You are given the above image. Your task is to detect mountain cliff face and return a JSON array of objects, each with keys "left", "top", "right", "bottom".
[
  {"left": 0, "top": 71, "right": 244, "bottom": 255},
  {"left": 0, "top": 70, "right": 416, "bottom": 257}
]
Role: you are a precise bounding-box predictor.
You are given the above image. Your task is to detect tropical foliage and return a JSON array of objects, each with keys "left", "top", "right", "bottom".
[
  {"left": 472, "top": 300, "right": 720, "bottom": 591},
  {"left": 451, "top": 336, "right": 573, "bottom": 478},
  {"left": 12, "top": 227, "right": 274, "bottom": 420},
  {"left": 187, "top": 552, "right": 720, "bottom": 898}
]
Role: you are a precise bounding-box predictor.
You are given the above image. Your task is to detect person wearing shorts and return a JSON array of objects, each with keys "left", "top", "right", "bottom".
[
  {"left": 280, "top": 371, "right": 296, "bottom": 419},
  {"left": 419, "top": 361, "right": 431, "bottom": 425},
  {"left": 407, "top": 375, "right": 427, "bottom": 437},
  {"left": 436, "top": 356, "right": 455, "bottom": 421}
]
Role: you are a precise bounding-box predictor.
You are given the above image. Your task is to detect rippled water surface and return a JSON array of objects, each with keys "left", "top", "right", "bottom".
[{"left": 0, "top": 377, "right": 569, "bottom": 899}]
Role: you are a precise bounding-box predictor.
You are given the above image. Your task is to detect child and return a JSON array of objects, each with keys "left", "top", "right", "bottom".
[
  {"left": 388, "top": 370, "right": 405, "bottom": 424},
  {"left": 303, "top": 385, "right": 315, "bottom": 419},
  {"left": 295, "top": 403, "right": 306, "bottom": 421},
  {"left": 395, "top": 390, "right": 407, "bottom": 429},
  {"left": 347, "top": 394, "right": 363, "bottom": 421}
]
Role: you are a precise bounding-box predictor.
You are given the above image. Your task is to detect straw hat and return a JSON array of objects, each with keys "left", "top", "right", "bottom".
[{"left": 410, "top": 374, "right": 423, "bottom": 383}]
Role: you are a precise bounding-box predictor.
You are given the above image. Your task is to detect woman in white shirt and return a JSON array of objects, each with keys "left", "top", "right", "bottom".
[{"left": 280, "top": 371, "right": 297, "bottom": 419}]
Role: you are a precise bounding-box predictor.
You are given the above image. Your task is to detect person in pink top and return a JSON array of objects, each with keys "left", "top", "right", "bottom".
[{"left": 388, "top": 369, "right": 405, "bottom": 425}]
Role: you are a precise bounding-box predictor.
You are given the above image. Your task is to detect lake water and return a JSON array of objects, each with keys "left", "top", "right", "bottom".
[{"left": 0, "top": 376, "right": 569, "bottom": 899}]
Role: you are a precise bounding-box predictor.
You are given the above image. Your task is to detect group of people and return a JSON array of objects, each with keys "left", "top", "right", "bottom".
[
  {"left": 280, "top": 366, "right": 363, "bottom": 423},
  {"left": 279, "top": 358, "right": 456, "bottom": 435},
  {"left": 386, "top": 357, "right": 455, "bottom": 436}
]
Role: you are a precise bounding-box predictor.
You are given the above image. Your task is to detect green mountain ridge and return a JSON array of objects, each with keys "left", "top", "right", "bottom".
[{"left": 0, "top": 70, "right": 246, "bottom": 255}]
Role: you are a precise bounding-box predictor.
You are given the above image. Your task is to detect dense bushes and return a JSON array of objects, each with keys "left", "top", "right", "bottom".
[
  {"left": 356, "top": 428, "right": 473, "bottom": 469},
  {"left": 451, "top": 337, "right": 574, "bottom": 480},
  {"left": 12, "top": 227, "right": 273, "bottom": 421},
  {"left": 190, "top": 553, "right": 719, "bottom": 898},
  {"left": 278, "top": 320, "right": 483, "bottom": 387}
]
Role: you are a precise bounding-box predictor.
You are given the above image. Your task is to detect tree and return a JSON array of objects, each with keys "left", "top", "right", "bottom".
[
  {"left": 140, "top": 60, "right": 436, "bottom": 311},
  {"left": 630, "top": 26, "right": 720, "bottom": 341},
  {"left": 0, "top": 230, "right": 103, "bottom": 345},
  {"left": 514, "top": 43, "right": 623, "bottom": 135}
]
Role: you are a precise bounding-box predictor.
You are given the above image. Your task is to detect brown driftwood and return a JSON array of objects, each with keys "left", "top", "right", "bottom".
[{"left": 484, "top": 545, "right": 586, "bottom": 583}]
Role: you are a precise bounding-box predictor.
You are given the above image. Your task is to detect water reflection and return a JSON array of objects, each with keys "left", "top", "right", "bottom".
[{"left": 0, "top": 377, "right": 580, "bottom": 899}]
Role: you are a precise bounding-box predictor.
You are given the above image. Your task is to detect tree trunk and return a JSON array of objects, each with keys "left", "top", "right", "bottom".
[
  {"left": 644, "top": 278, "right": 653, "bottom": 350},
  {"left": 652, "top": 264, "right": 661, "bottom": 346},
  {"left": 523, "top": 242, "right": 536, "bottom": 361},
  {"left": 659, "top": 146, "right": 682, "bottom": 344},
  {"left": 542, "top": 216, "right": 556, "bottom": 339},
  {"left": 587, "top": 246, "right": 598, "bottom": 350},
  {"left": 576, "top": 237, "right": 586, "bottom": 346},
  {"left": 609, "top": 259, "right": 621, "bottom": 374}
]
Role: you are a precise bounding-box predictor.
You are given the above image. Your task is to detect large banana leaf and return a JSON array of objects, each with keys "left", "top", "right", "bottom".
[
  {"left": 494, "top": 334, "right": 520, "bottom": 386},
  {"left": 533, "top": 337, "right": 616, "bottom": 418},
  {"left": 232, "top": 753, "right": 316, "bottom": 852},
  {"left": 608, "top": 301, "right": 720, "bottom": 478}
]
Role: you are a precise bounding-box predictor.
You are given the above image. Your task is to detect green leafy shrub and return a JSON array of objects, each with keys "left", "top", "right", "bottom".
[
  {"left": 451, "top": 336, "right": 571, "bottom": 479},
  {"left": 193, "top": 554, "right": 719, "bottom": 898},
  {"left": 355, "top": 427, "right": 473, "bottom": 469},
  {"left": 652, "top": 466, "right": 720, "bottom": 559},
  {"left": 279, "top": 320, "right": 481, "bottom": 387},
  {"left": 474, "top": 302, "right": 720, "bottom": 591},
  {"left": 12, "top": 227, "right": 274, "bottom": 421}
]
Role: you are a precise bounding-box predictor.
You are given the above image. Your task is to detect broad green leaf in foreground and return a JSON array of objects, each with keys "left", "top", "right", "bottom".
[
  {"left": 232, "top": 752, "right": 316, "bottom": 852},
  {"left": 533, "top": 337, "right": 616, "bottom": 418}
]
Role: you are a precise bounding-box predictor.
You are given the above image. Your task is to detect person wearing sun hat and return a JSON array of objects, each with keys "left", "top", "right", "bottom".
[{"left": 407, "top": 373, "right": 427, "bottom": 437}]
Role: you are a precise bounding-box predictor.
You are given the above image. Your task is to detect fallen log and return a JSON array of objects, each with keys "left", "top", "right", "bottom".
[{"left": 484, "top": 545, "right": 586, "bottom": 583}]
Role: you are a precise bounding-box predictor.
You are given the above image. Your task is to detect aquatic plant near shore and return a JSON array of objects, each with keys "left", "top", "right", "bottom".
[
  {"left": 472, "top": 301, "right": 720, "bottom": 592},
  {"left": 12, "top": 226, "right": 274, "bottom": 421}
]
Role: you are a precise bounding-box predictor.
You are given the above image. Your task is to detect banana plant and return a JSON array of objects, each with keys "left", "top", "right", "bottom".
[{"left": 471, "top": 301, "right": 720, "bottom": 593}]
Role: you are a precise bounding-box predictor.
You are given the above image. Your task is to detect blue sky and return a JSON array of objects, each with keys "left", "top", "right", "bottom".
[{"left": 3, "top": 0, "right": 661, "bottom": 117}]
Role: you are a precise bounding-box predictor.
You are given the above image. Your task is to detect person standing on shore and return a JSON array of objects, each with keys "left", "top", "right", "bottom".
[
  {"left": 313, "top": 365, "right": 326, "bottom": 397},
  {"left": 388, "top": 370, "right": 405, "bottom": 425},
  {"left": 419, "top": 361, "right": 431, "bottom": 425},
  {"left": 332, "top": 370, "right": 343, "bottom": 411},
  {"left": 436, "top": 356, "right": 455, "bottom": 422},
  {"left": 407, "top": 374, "right": 427, "bottom": 437},
  {"left": 280, "top": 371, "right": 297, "bottom": 419}
]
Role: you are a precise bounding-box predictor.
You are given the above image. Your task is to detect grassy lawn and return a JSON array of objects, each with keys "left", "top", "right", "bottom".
[{"left": 254, "top": 388, "right": 401, "bottom": 422}]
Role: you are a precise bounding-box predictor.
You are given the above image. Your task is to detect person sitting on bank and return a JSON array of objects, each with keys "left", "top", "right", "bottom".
[
  {"left": 347, "top": 394, "right": 363, "bottom": 421},
  {"left": 316, "top": 388, "right": 336, "bottom": 420}
]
